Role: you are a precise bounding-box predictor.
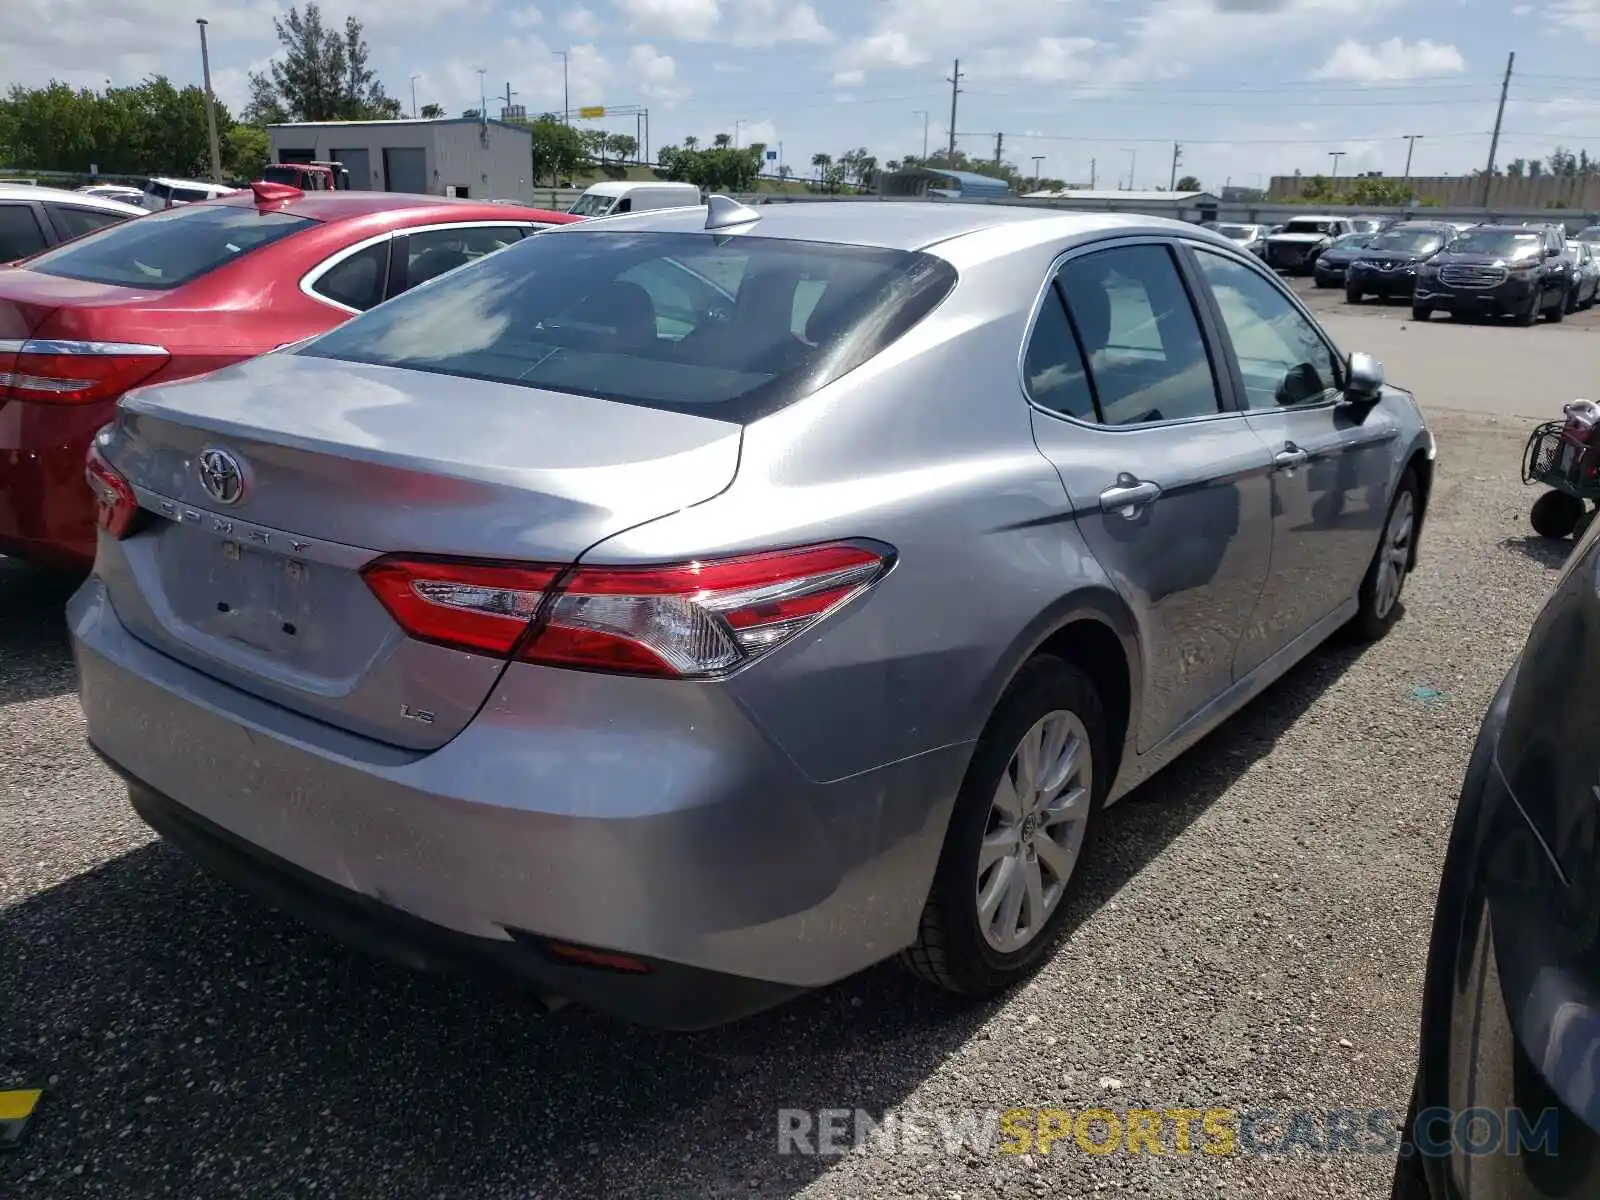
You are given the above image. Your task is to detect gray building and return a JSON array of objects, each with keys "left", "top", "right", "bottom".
[{"left": 267, "top": 118, "right": 534, "bottom": 202}]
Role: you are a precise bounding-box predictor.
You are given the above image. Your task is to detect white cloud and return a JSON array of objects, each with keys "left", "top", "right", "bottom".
[
  {"left": 1312, "top": 37, "right": 1465, "bottom": 82},
  {"left": 839, "top": 0, "right": 1079, "bottom": 73},
  {"left": 1552, "top": 0, "right": 1600, "bottom": 40},
  {"left": 1001, "top": 36, "right": 1099, "bottom": 82},
  {"left": 838, "top": 30, "right": 925, "bottom": 72},
  {"left": 832, "top": 69, "right": 864, "bottom": 86},
  {"left": 509, "top": 5, "right": 543, "bottom": 26},
  {"left": 560, "top": 6, "right": 602, "bottom": 35},
  {"left": 628, "top": 44, "right": 688, "bottom": 104},
  {"left": 430, "top": 38, "right": 611, "bottom": 118},
  {"left": 613, "top": 0, "right": 829, "bottom": 44}
]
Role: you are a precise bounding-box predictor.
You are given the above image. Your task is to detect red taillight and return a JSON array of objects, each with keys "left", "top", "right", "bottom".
[
  {"left": 84, "top": 441, "right": 140, "bottom": 539},
  {"left": 0, "top": 339, "right": 169, "bottom": 404},
  {"left": 361, "top": 543, "right": 890, "bottom": 678}
]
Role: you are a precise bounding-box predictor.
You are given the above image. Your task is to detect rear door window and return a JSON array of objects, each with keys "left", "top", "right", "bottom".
[
  {"left": 25, "top": 203, "right": 313, "bottom": 289},
  {"left": 309, "top": 240, "right": 391, "bottom": 312},
  {"left": 44, "top": 204, "right": 131, "bottom": 241},
  {"left": 0, "top": 203, "right": 48, "bottom": 261},
  {"left": 300, "top": 230, "right": 958, "bottom": 421}
]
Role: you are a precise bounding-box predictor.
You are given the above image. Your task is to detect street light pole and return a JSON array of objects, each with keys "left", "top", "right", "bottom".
[
  {"left": 1328, "top": 150, "right": 1346, "bottom": 181},
  {"left": 552, "top": 51, "right": 569, "bottom": 124},
  {"left": 735, "top": 119, "right": 745, "bottom": 149},
  {"left": 1032, "top": 155, "right": 1044, "bottom": 188},
  {"left": 913, "top": 110, "right": 929, "bottom": 162},
  {"left": 1123, "top": 148, "right": 1136, "bottom": 190},
  {"left": 1402, "top": 133, "right": 1422, "bottom": 181},
  {"left": 476, "top": 68, "right": 487, "bottom": 126},
  {"left": 195, "top": 19, "right": 223, "bottom": 184},
  {"left": 410, "top": 75, "right": 420, "bottom": 118}
]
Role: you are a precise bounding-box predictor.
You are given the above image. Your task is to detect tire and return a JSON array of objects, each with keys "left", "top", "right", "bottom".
[
  {"left": 1516, "top": 294, "right": 1539, "bottom": 326},
  {"left": 1567, "top": 287, "right": 1580, "bottom": 315},
  {"left": 1411, "top": 305, "right": 1431, "bottom": 322},
  {"left": 1549, "top": 290, "right": 1568, "bottom": 322},
  {"left": 902, "top": 655, "right": 1109, "bottom": 998},
  {"left": 1346, "top": 287, "right": 1363, "bottom": 304},
  {"left": 1530, "top": 489, "right": 1583, "bottom": 539},
  {"left": 1349, "top": 470, "right": 1420, "bottom": 643}
]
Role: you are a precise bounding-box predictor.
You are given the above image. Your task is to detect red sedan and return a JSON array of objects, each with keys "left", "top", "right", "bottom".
[{"left": 0, "top": 184, "right": 577, "bottom": 570}]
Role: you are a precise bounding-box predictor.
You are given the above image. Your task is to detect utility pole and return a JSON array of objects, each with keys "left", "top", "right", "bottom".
[
  {"left": 552, "top": 50, "right": 569, "bottom": 124},
  {"left": 1328, "top": 150, "right": 1346, "bottom": 180},
  {"left": 1090, "top": 157, "right": 1096, "bottom": 189},
  {"left": 735, "top": 119, "right": 745, "bottom": 149},
  {"left": 1032, "top": 155, "right": 1044, "bottom": 188},
  {"left": 1483, "top": 50, "right": 1515, "bottom": 207},
  {"left": 1169, "top": 142, "right": 1183, "bottom": 190},
  {"left": 476, "top": 68, "right": 487, "bottom": 127},
  {"left": 1402, "top": 134, "right": 1422, "bottom": 181},
  {"left": 504, "top": 82, "right": 516, "bottom": 117},
  {"left": 636, "top": 112, "right": 643, "bottom": 164},
  {"left": 993, "top": 131, "right": 1003, "bottom": 170},
  {"left": 913, "top": 110, "right": 929, "bottom": 162},
  {"left": 196, "top": 19, "right": 222, "bottom": 185},
  {"left": 643, "top": 109, "right": 650, "bottom": 165},
  {"left": 1124, "top": 148, "right": 1136, "bottom": 190},
  {"left": 410, "top": 75, "right": 420, "bottom": 119},
  {"left": 945, "top": 59, "right": 962, "bottom": 164}
]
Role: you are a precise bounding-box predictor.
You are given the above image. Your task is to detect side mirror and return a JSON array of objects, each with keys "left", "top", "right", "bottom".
[{"left": 1344, "top": 351, "right": 1385, "bottom": 405}]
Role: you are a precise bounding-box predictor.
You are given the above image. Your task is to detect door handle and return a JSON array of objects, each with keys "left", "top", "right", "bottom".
[
  {"left": 1274, "top": 444, "right": 1310, "bottom": 472},
  {"left": 1099, "top": 475, "right": 1162, "bottom": 519}
]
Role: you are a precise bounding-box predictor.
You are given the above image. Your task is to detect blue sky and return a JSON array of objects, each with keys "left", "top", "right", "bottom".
[{"left": 7, "top": 0, "right": 1600, "bottom": 189}]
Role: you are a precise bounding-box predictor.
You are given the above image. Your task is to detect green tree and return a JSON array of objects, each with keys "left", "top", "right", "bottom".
[
  {"left": 419, "top": 102, "right": 445, "bottom": 119},
  {"left": 0, "top": 77, "right": 231, "bottom": 177},
  {"left": 528, "top": 114, "right": 588, "bottom": 184},
  {"left": 223, "top": 124, "right": 271, "bottom": 181},
  {"left": 1175, "top": 174, "right": 1202, "bottom": 191},
  {"left": 247, "top": 3, "right": 400, "bottom": 123},
  {"left": 606, "top": 132, "right": 638, "bottom": 163}
]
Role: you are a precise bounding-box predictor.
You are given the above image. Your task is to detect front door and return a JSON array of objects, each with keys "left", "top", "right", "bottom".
[
  {"left": 1185, "top": 245, "right": 1402, "bottom": 678},
  {"left": 1025, "top": 239, "right": 1275, "bottom": 754}
]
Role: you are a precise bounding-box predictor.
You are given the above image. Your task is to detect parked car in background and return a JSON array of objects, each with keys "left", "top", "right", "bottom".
[
  {"left": 1575, "top": 224, "right": 1600, "bottom": 245},
  {"left": 76, "top": 184, "right": 147, "bottom": 204},
  {"left": 1564, "top": 240, "right": 1600, "bottom": 311},
  {"left": 0, "top": 183, "right": 144, "bottom": 262},
  {"left": 1208, "top": 222, "right": 1269, "bottom": 258},
  {"left": 70, "top": 200, "right": 1435, "bottom": 1029},
  {"left": 0, "top": 184, "right": 576, "bottom": 571},
  {"left": 1264, "top": 215, "right": 1356, "bottom": 273},
  {"left": 1392, "top": 514, "right": 1600, "bottom": 1199},
  {"left": 567, "top": 180, "right": 703, "bottom": 218},
  {"left": 1344, "top": 221, "right": 1455, "bottom": 305},
  {"left": 1310, "top": 230, "right": 1378, "bottom": 287},
  {"left": 139, "top": 177, "right": 238, "bottom": 211},
  {"left": 1412, "top": 223, "right": 1570, "bottom": 323}
]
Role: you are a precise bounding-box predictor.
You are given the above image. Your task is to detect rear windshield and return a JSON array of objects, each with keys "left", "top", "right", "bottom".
[
  {"left": 1447, "top": 229, "right": 1542, "bottom": 258},
  {"left": 1369, "top": 229, "right": 1446, "bottom": 255},
  {"left": 260, "top": 165, "right": 304, "bottom": 186},
  {"left": 25, "top": 203, "right": 313, "bottom": 289},
  {"left": 1282, "top": 220, "right": 1335, "bottom": 235},
  {"left": 299, "top": 230, "right": 959, "bottom": 421},
  {"left": 1215, "top": 224, "right": 1254, "bottom": 239},
  {"left": 1328, "top": 232, "right": 1372, "bottom": 248}
]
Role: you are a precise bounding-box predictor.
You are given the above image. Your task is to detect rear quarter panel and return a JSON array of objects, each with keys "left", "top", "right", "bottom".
[{"left": 582, "top": 236, "right": 1141, "bottom": 785}]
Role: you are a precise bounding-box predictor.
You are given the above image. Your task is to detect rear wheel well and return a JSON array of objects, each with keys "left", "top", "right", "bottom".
[
  {"left": 1033, "top": 619, "right": 1132, "bottom": 786},
  {"left": 1407, "top": 449, "right": 1434, "bottom": 570}
]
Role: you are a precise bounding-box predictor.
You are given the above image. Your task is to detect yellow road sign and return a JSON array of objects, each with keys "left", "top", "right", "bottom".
[{"left": 577, "top": 105, "right": 606, "bottom": 119}]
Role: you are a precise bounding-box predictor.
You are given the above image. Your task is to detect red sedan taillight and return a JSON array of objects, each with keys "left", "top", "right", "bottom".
[
  {"left": 84, "top": 441, "right": 140, "bottom": 539},
  {"left": 0, "top": 339, "right": 170, "bottom": 404},
  {"left": 362, "top": 543, "right": 891, "bottom": 678}
]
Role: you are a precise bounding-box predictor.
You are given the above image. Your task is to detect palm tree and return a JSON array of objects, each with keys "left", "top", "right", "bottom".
[
  {"left": 812, "top": 151, "right": 831, "bottom": 183},
  {"left": 683, "top": 135, "right": 699, "bottom": 150},
  {"left": 713, "top": 132, "right": 732, "bottom": 148}
]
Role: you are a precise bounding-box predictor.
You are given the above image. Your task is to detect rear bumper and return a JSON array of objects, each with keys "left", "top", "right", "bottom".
[{"left": 69, "top": 577, "right": 968, "bottom": 1025}]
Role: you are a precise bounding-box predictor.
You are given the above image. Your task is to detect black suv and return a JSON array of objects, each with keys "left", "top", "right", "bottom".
[
  {"left": 1411, "top": 223, "right": 1570, "bottom": 324},
  {"left": 1344, "top": 221, "right": 1455, "bottom": 304}
]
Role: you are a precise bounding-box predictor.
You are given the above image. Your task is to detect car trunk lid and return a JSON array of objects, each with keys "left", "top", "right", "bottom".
[{"left": 99, "top": 351, "right": 743, "bottom": 749}]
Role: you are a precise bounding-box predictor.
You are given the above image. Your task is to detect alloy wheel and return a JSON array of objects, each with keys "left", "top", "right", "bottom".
[
  {"left": 976, "top": 710, "right": 1093, "bottom": 954},
  {"left": 1373, "top": 490, "right": 1414, "bottom": 620}
]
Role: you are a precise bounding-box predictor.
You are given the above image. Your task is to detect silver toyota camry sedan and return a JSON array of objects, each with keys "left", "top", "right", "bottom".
[{"left": 71, "top": 196, "right": 1435, "bottom": 1028}]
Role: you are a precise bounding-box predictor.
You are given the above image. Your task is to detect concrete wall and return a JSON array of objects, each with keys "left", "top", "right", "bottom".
[
  {"left": 268, "top": 120, "right": 535, "bottom": 203},
  {"left": 1269, "top": 173, "right": 1600, "bottom": 210}
]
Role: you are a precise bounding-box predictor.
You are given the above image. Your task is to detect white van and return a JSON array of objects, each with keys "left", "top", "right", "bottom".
[
  {"left": 567, "top": 181, "right": 702, "bottom": 218},
  {"left": 141, "top": 177, "right": 238, "bottom": 211}
]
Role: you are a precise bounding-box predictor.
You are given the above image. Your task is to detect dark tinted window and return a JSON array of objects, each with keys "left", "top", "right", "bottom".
[
  {"left": 1057, "top": 244, "right": 1220, "bottom": 425},
  {"left": 1369, "top": 228, "right": 1445, "bottom": 255},
  {"left": 1283, "top": 219, "right": 1335, "bottom": 235},
  {"left": 1023, "top": 288, "right": 1096, "bottom": 421},
  {"left": 26, "top": 203, "right": 312, "bottom": 289},
  {"left": 1193, "top": 249, "right": 1341, "bottom": 410},
  {"left": 261, "top": 165, "right": 304, "bottom": 186},
  {"left": 403, "top": 226, "right": 525, "bottom": 288},
  {"left": 1450, "top": 228, "right": 1542, "bottom": 258},
  {"left": 173, "top": 187, "right": 212, "bottom": 203},
  {"left": 0, "top": 204, "right": 48, "bottom": 261},
  {"left": 300, "top": 231, "right": 959, "bottom": 421},
  {"left": 311, "top": 241, "right": 389, "bottom": 311},
  {"left": 46, "top": 204, "right": 130, "bottom": 241}
]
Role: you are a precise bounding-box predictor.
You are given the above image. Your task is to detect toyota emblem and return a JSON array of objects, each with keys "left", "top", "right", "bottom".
[{"left": 197, "top": 447, "right": 247, "bottom": 506}]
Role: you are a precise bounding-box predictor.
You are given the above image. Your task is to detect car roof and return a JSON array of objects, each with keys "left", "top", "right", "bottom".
[
  {"left": 582, "top": 180, "right": 699, "bottom": 198},
  {"left": 210, "top": 189, "right": 574, "bottom": 223},
  {"left": 558, "top": 199, "right": 1122, "bottom": 252},
  {"left": 0, "top": 183, "right": 145, "bottom": 214},
  {"left": 149, "top": 177, "right": 231, "bottom": 189}
]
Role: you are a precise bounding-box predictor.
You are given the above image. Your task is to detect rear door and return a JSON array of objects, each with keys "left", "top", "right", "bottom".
[
  {"left": 1184, "top": 244, "right": 1401, "bottom": 677},
  {"left": 1026, "top": 237, "right": 1275, "bottom": 754}
]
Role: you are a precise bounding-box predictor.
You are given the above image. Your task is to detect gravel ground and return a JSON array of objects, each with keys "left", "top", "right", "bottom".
[{"left": 0, "top": 408, "right": 1566, "bottom": 1199}]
